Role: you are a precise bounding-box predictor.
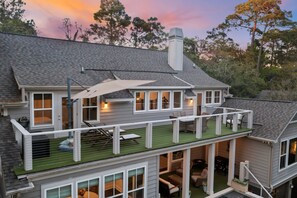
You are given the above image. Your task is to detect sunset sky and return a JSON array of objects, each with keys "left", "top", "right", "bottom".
[{"left": 24, "top": 0, "right": 297, "bottom": 48}]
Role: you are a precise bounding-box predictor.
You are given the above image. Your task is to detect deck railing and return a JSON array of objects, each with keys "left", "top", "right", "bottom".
[{"left": 11, "top": 107, "right": 253, "bottom": 171}]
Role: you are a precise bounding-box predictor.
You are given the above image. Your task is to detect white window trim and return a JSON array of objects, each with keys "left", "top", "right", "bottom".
[
  {"left": 81, "top": 97, "right": 99, "bottom": 122},
  {"left": 279, "top": 136, "right": 297, "bottom": 171},
  {"left": 31, "top": 92, "right": 54, "bottom": 128},
  {"left": 279, "top": 140, "right": 287, "bottom": 170},
  {"left": 214, "top": 90, "right": 221, "bottom": 104},
  {"left": 173, "top": 91, "right": 183, "bottom": 110},
  {"left": 161, "top": 91, "right": 171, "bottom": 111},
  {"left": 134, "top": 91, "right": 147, "bottom": 112},
  {"left": 205, "top": 90, "right": 212, "bottom": 104},
  {"left": 104, "top": 171, "right": 125, "bottom": 198},
  {"left": 42, "top": 162, "right": 147, "bottom": 198},
  {"left": 126, "top": 166, "right": 147, "bottom": 197},
  {"left": 148, "top": 91, "right": 159, "bottom": 111},
  {"left": 205, "top": 90, "right": 222, "bottom": 105}
]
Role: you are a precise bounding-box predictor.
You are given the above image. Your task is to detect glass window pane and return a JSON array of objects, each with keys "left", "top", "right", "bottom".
[
  {"left": 149, "top": 92, "right": 158, "bottom": 110},
  {"left": 83, "top": 98, "right": 89, "bottom": 106},
  {"left": 34, "top": 111, "right": 43, "bottom": 125},
  {"left": 60, "top": 185, "right": 71, "bottom": 198},
  {"left": 115, "top": 173, "right": 123, "bottom": 195},
  {"left": 206, "top": 91, "right": 212, "bottom": 104},
  {"left": 89, "top": 179, "right": 99, "bottom": 196},
  {"left": 105, "top": 175, "right": 114, "bottom": 197},
  {"left": 90, "top": 97, "right": 97, "bottom": 106},
  {"left": 128, "top": 189, "right": 144, "bottom": 198},
  {"left": 280, "top": 156, "right": 286, "bottom": 169},
  {"left": 162, "top": 92, "right": 170, "bottom": 109},
  {"left": 46, "top": 188, "right": 59, "bottom": 198},
  {"left": 173, "top": 92, "right": 181, "bottom": 108},
  {"left": 214, "top": 91, "right": 220, "bottom": 103},
  {"left": 137, "top": 173, "right": 144, "bottom": 188},
  {"left": 289, "top": 138, "right": 297, "bottom": 165},
  {"left": 281, "top": 141, "right": 287, "bottom": 155},
  {"left": 128, "top": 170, "right": 136, "bottom": 191},
  {"left": 136, "top": 92, "right": 145, "bottom": 111},
  {"left": 83, "top": 108, "right": 97, "bottom": 121},
  {"left": 43, "top": 110, "right": 52, "bottom": 124},
  {"left": 34, "top": 94, "right": 43, "bottom": 108},
  {"left": 44, "top": 94, "right": 52, "bottom": 108}
]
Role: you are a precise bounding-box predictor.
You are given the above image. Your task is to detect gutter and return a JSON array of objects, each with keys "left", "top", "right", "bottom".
[{"left": 247, "top": 135, "right": 276, "bottom": 144}]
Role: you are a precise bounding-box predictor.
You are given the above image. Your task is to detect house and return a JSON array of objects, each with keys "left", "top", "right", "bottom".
[
  {"left": 220, "top": 98, "right": 297, "bottom": 198},
  {"left": 0, "top": 28, "right": 255, "bottom": 198}
]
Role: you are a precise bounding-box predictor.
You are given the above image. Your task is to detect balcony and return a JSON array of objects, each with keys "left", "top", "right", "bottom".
[{"left": 11, "top": 107, "right": 253, "bottom": 175}]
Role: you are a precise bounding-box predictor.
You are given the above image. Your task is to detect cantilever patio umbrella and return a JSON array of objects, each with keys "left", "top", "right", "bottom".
[{"left": 72, "top": 79, "right": 155, "bottom": 100}]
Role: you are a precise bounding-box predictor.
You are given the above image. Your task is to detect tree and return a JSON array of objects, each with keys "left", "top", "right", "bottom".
[
  {"left": 218, "top": 0, "right": 292, "bottom": 71},
  {"left": 0, "top": 0, "right": 36, "bottom": 35},
  {"left": 130, "top": 17, "right": 167, "bottom": 49},
  {"left": 60, "top": 18, "right": 89, "bottom": 42},
  {"left": 90, "top": 0, "right": 131, "bottom": 45}
]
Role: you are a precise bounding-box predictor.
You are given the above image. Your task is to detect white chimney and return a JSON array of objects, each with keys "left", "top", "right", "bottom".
[{"left": 168, "top": 28, "right": 184, "bottom": 71}]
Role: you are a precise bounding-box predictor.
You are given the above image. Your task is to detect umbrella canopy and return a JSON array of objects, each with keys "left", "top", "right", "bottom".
[{"left": 71, "top": 79, "right": 154, "bottom": 100}]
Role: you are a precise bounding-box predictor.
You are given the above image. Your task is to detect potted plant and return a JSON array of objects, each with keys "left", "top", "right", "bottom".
[{"left": 231, "top": 178, "right": 248, "bottom": 193}]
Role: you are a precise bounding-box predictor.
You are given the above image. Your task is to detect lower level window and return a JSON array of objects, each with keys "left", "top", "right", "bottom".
[
  {"left": 104, "top": 172, "right": 124, "bottom": 197},
  {"left": 77, "top": 178, "right": 100, "bottom": 198},
  {"left": 289, "top": 138, "right": 297, "bottom": 165},
  {"left": 128, "top": 167, "right": 145, "bottom": 198},
  {"left": 46, "top": 184, "right": 72, "bottom": 198}
]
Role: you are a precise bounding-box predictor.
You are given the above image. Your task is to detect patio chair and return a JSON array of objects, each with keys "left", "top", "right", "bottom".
[
  {"left": 191, "top": 166, "right": 208, "bottom": 187},
  {"left": 226, "top": 113, "right": 244, "bottom": 129},
  {"left": 83, "top": 121, "right": 141, "bottom": 147}
]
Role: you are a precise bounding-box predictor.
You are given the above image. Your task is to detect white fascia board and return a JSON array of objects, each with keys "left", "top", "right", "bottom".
[
  {"left": 105, "top": 98, "right": 134, "bottom": 102},
  {"left": 129, "top": 86, "right": 191, "bottom": 90}
]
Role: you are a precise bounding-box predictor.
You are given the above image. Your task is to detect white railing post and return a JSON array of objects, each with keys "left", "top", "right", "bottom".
[
  {"left": 23, "top": 134, "right": 33, "bottom": 171},
  {"left": 195, "top": 117, "right": 202, "bottom": 139},
  {"left": 247, "top": 111, "right": 253, "bottom": 129},
  {"left": 113, "top": 126, "right": 120, "bottom": 154},
  {"left": 173, "top": 120, "right": 179, "bottom": 143},
  {"left": 215, "top": 115, "right": 222, "bottom": 135},
  {"left": 232, "top": 113, "right": 238, "bottom": 132},
  {"left": 223, "top": 108, "right": 227, "bottom": 124},
  {"left": 145, "top": 122, "right": 152, "bottom": 148},
  {"left": 73, "top": 130, "right": 81, "bottom": 162}
]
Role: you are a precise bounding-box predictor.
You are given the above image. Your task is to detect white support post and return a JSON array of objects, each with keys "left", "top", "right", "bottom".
[
  {"left": 182, "top": 149, "right": 191, "bottom": 198},
  {"left": 244, "top": 160, "right": 250, "bottom": 180},
  {"left": 232, "top": 114, "right": 238, "bottom": 132},
  {"left": 113, "top": 126, "right": 120, "bottom": 154},
  {"left": 23, "top": 134, "right": 33, "bottom": 171},
  {"left": 247, "top": 111, "right": 253, "bottom": 129},
  {"left": 223, "top": 108, "right": 227, "bottom": 124},
  {"left": 215, "top": 115, "right": 222, "bottom": 135},
  {"left": 195, "top": 117, "right": 202, "bottom": 139},
  {"left": 228, "top": 139, "right": 236, "bottom": 185},
  {"left": 173, "top": 120, "right": 179, "bottom": 143},
  {"left": 73, "top": 130, "right": 81, "bottom": 162},
  {"left": 239, "top": 162, "right": 245, "bottom": 181},
  {"left": 145, "top": 122, "right": 152, "bottom": 148},
  {"left": 207, "top": 143, "right": 215, "bottom": 195}
]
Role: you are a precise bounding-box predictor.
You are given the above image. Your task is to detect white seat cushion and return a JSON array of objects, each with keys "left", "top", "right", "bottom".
[{"left": 170, "top": 186, "right": 179, "bottom": 194}]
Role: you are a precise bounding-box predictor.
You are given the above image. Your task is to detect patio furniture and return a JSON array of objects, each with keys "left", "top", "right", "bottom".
[
  {"left": 159, "top": 177, "right": 180, "bottom": 198},
  {"left": 168, "top": 174, "right": 183, "bottom": 187},
  {"left": 83, "top": 121, "right": 141, "bottom": 147},
  {"left": 226, "top": 113, "right": 244, "bottom": 129},
  {"left": 191, "top": 167, "right": 208, "bottom": 187},
  {"left": 215, "top": 156, "right": 229, "bottom": 175}
]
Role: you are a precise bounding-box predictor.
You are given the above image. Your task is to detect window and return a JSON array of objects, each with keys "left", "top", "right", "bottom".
[
  {"left": 162, "top": 91, "right": 170, "bottom": 109},
  {"left": 149, "top": 91, "right": 158, "bottom": 110},
  {"left": 280, "top": 141, "right": 287, "bottom": 169},
  {"left": 205, "top": 91, "right": 212, "bottom": 104},
  {"left": 82, "top": 97, "right": 98, "bottom": 121},
  {"left": 33, "top": 93, "right": 53, "bottom": 126},
  {"left": 214, "top": 91, "right": 221, "bottom": 103},
  {"left": 77, "top": 178, "right": 100, "bottom": 198},
  {"left": 289, "top": 138, "right": 297, "bottom": 165},
  {"left": 104, "top": 172, "right": 123, "bottom": 198},
  {"left": 45, "top": 184, "right": 72, "bottom": 198},
  {"left": 135, "top": 92, "right": 146, "bottom": 111},
  {"left": 128, "top": 167, "right": 145, "bottom": 198},
  {"left": 173, "top": 91, "right": 182, "bottom": 109}
]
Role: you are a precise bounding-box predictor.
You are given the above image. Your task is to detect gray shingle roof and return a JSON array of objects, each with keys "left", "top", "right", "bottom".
[
  {"left": 0, "top": 65, "right": 21, "bottom": 103},
  {"left": 0, "top": 116, "right": 30, "bottom": 193},
  {"left": 0, "top": 33, "right": 226, "bottom": 89},
  {"left": 221, "top": 98, "right": 297, "bottom": 141}
]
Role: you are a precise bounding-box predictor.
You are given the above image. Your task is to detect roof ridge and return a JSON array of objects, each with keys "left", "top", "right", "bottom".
[
  {"left": 229, "top": 97, "right": 296, "bottom": 104},
  {"left": 0, "top": 31, "right": 167, "bottom": 53}
]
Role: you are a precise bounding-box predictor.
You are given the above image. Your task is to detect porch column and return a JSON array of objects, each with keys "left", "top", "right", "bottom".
[
  {"left": 207, "top": 143, "right": 215, "bottom": 195},
  {"left": 73, "top": 130, "right": 81, "bottom": 162},
  {"left": 228, "top": 139, "right": 236, "bottom": 185},
  {"left": 113, "top": 126, "right": 120, "bottom": 154},
  {"left": 173, "top": 120, "right": 179, "bottom": 143},
  {"left": 145, "top": 122, "right": 152, "bottom": 148},
  {"left": 182, "top": 149, "right": 191, "bottom": 198},
  {"left": 222, "top": 108, "right": 227, "bottom": 124}
]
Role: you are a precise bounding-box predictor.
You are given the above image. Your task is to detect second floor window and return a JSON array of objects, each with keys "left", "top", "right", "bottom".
[
  {"left": 149, "top": 91, "right": 158, "bottom": 110},
  {"left": 135, "top": 92, "right": 146, "bottom": 111},
  {"left": 33, "top": 93, "right": 53, "bottom": 126},
  {"left": 173, "top": 91, "right": 182, "bottom": 109},
  {"left": 205, "top": 91, "right": 212, "bottom": 104},
  {"left": 214, "top": 91, "right": 221, "bottom": 103},
  {"left": 162, "top": 91, "right": 170, "bottom": 109},
  {"left": 82, "top": 97, "right": 98, "bottom": 121}
]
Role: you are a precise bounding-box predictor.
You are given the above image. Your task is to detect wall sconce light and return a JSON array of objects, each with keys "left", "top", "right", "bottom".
[
  {"left": 190, "top": 98, "right": 193, "bottom": 105},
  {"left": 104, "top": 101, "right": 108, "bottom": 109}
]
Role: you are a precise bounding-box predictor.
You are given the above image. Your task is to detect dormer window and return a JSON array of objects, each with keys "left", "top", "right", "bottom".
[{"left": 32, "top": 93, "right": 53, "bottom": 127}]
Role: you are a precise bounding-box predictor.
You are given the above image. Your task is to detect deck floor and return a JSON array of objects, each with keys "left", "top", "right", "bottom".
[{"left": 15, "top": 120, "right": 249, "bottom": 175}]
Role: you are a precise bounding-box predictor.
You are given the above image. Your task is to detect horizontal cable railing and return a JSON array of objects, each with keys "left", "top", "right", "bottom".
[{"left": 11, "top": 107, "right": 253, "bottom": 172}]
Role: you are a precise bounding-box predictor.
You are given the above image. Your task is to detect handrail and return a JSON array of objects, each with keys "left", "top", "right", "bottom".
[{"left": 243, "top": 164, "right": 273, "bottom": 198}]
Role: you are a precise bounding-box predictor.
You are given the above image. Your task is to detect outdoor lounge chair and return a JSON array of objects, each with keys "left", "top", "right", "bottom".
[
  {"left": 83, "top": 121, "right": 141, "bottom": 147},
  {"left": 226, "top": 113, "right": 244, "bottom": 129}
]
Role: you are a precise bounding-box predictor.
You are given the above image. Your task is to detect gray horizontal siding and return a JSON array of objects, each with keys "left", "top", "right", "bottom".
[
  {"left": 271, "top": 122, "right": 297, "bottom": 187},
  {"left": 235, "top": 137, "right": 271, "bottom": 187},
  {"left": 7, "top": 106, "right": 30, "bottom": 120},
  {"left": 21, "top": 156, "right": 159, "bottom": 198}
]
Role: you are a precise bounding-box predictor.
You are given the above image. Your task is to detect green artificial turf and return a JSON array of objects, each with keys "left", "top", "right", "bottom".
[{"left": 15, "top": 120, "right": 249, "bottom": 175}]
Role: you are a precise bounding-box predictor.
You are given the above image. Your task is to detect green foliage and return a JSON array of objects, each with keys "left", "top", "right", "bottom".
[
  {"left": 0, "top": 0, "right": 36, "bottom": 35},
  {"left": 90, "top": 0, "right": 131, "bottom": 44},
  {"left": 130, "top": 17, "right": 167, "bottom": 49}
]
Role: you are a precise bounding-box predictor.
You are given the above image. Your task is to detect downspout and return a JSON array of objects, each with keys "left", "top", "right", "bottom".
[{"left": 268, "top": 142, "right": 273, "bottom": 193}]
